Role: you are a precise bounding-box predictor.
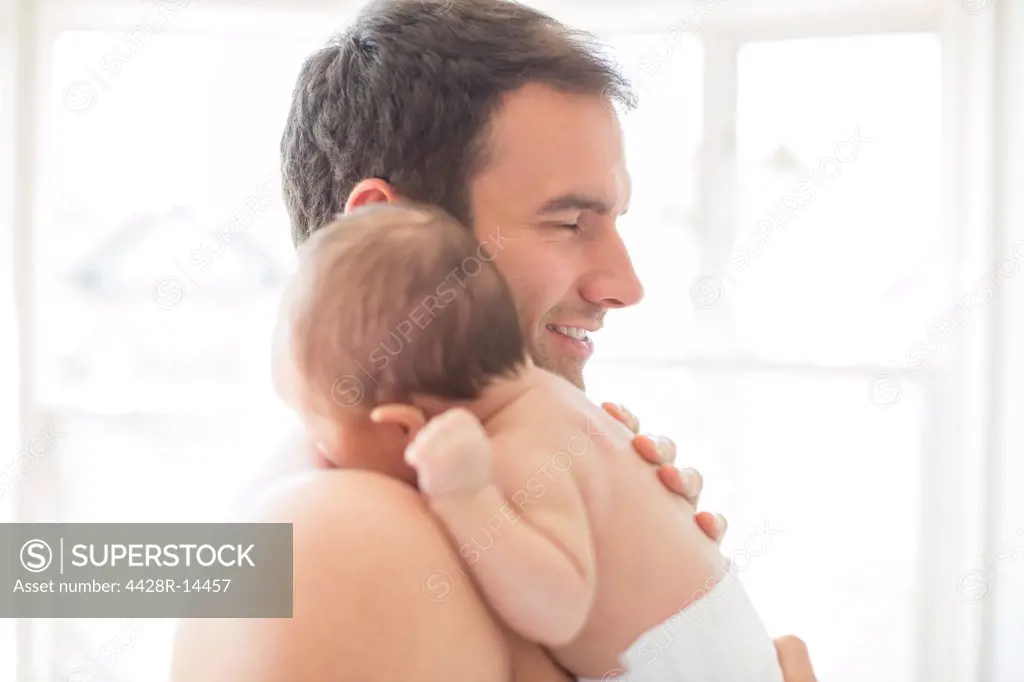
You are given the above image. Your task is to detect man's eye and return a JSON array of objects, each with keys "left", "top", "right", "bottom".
[{"left": 540, "top": 220, "right": 581, "bottom": 232}]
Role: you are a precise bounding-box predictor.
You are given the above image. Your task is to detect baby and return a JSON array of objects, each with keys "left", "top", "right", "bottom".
[{"left": 272, "top": 203, "right": 784, "bottom": 682}]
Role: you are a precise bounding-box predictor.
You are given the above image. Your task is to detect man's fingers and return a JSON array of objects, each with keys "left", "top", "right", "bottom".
[
  {"left": 630, "top": 434, "right": 682, "bottom": 465},
  {"left": 695, "top": 511, "right": 728, "bottom": 545},
  {"left": 654, "top": 465, "right": 702, "bottom": 504},
  {"left": 601, "top": 402, "right": 640, "bottom": 434},
  {"left": 632, "top": 435, "right": 664, "bottom": 465},
  {"left": 774, "top": 636, "right": 816, "bottom": 682},
  {"left": 655, "top": 465, "right": 687, "bottom": 497}
]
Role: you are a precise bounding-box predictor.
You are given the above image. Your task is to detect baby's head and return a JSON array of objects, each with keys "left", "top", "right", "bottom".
[{"left": 272, "top": 203, "right": 528, "bottom": 481}]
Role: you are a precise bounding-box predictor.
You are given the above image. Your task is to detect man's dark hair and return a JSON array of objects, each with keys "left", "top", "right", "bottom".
[{"left": 280, "top": 0, "right": 634, "bottom": 246}]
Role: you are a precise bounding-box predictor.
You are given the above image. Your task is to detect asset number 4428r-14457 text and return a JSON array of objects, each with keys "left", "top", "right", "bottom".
[{"left": 125, "top": 579, "right": 231, "bottom": 593}]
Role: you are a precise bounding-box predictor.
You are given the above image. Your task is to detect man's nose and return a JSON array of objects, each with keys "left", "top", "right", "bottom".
[{"left": 580, "top": 227, "right": 645, "bottom": 309}]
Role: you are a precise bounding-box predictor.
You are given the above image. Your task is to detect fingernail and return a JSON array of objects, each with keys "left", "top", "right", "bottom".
[
  {"left": 654, "top": 436, "right": 671, "bottom": 461},
  {"left": 679, "top": 468, "right": 700, "bottom": 498},
  {"left": 716, "top": 514, "right": 728, "bottom": 535}
]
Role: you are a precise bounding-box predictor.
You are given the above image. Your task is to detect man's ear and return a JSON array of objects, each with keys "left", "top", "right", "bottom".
[
  {"left": 345, "top": 178, "right": 400, "bottom": 213},
  {"left": 369, "top": 404, "right": 427, "bottom": 439}
]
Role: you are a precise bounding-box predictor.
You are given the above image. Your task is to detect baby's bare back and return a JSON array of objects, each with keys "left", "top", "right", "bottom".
[{"left": 486, "top": 368, "right": 728, "bottom": 678}]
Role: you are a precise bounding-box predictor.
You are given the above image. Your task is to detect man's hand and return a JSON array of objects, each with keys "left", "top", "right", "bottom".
[
  {"left": 405, "top": 408, "right": 493, "bottom": 499},
  {"left": 601, "top": 403, "right": 728, "bottom": 545},
  {"left": 775, "top": 636, "right": 817, "bottom": 682}
]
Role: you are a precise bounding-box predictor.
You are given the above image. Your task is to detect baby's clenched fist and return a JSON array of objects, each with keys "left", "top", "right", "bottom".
[{"left": 405, "top": 408, "right": 494, "bottom": 499}]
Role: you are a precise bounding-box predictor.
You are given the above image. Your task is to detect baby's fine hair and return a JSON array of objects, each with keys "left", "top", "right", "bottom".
[{"left": 273, "top": 202, "right": 526, "bottom": 417}]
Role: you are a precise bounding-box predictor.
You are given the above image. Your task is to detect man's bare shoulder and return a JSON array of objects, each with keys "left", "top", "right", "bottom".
[{"left": 172, "top": 469, "right": 511, "bottom": 682}]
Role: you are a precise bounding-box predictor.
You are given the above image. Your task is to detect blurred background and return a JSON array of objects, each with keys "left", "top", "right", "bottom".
[{"left": 0, "top": 0, "right": 1021, "bottom": 680}]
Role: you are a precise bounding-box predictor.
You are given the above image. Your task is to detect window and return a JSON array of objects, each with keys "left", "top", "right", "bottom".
[
  {"left": 732, "top": 34, "right": 943, "bottom": 363},
  {"left": 597, "top": 33, "right": 707, "bottom": 361},
  {"left": 41, "top": 28, "right": 317, "bottom": 413},
  {"left": 29, "top": 7, "right": 337, "bottom": 680},
  {"left": 584, "top": 18, "right": 947, "bottom": 682}
]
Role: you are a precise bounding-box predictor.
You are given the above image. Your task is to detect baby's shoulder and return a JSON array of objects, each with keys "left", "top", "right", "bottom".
[
  {"left": 487, "top": 389, "right": 601, "bottom": 457},
  {"left": 489, "top": 385, "right": 569, "bottom": 428}
]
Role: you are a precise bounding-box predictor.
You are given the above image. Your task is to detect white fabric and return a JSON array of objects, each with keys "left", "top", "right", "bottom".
[{"left": 579, "top": 571, "right": 784, "bottom": 682}]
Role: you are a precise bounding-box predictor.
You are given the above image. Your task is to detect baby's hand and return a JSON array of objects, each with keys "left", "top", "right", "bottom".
[{"left": 405, "top": 408, "right": 493, "bottom": 499}]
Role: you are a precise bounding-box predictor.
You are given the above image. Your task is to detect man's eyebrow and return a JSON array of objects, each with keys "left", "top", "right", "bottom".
[{"left": 536, "top": 193, "right": 629, "bottom": 216}]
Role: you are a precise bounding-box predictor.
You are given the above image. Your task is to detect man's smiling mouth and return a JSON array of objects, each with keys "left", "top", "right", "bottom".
[{"left": 547, "top": 324, "right": 590, "bottom": 341}]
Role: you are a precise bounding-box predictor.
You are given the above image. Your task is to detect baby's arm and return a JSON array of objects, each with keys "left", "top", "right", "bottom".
[{"left": 406, "top": 408, "right": 595, "bottom": 647}]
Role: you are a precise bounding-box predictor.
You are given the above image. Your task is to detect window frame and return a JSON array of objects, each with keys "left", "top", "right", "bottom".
[{"left": 989, "top": 5, "right": 1024, "bottom": 682}]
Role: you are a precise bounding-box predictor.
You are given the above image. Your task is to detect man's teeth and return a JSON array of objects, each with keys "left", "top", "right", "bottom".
[{"left": 552, "top": 325, "right": 588, "bottom": 340}]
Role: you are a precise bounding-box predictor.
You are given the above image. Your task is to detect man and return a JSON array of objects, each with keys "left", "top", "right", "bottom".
[{"left": 172, "top": 0, "right": 818, "bottom": 679}]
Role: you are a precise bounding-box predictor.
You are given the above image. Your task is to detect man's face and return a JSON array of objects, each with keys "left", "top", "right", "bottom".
[{"left": 469, "top": 83, "right": 643, "bottom": 389}]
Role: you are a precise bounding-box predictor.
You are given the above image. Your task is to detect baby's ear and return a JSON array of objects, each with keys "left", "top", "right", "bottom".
[{"left": 369, "top": 404, "right": 427, "bottom": 439}]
